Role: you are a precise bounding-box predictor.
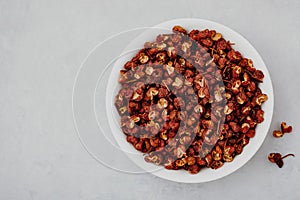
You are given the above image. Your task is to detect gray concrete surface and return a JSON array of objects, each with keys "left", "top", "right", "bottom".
[{"left": 0, "top": 0, "right": 300, "bottom": 199}]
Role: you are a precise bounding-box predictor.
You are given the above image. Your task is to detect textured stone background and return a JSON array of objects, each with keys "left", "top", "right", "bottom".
[{"left": 0, "top": 0, "right": 300, "bottom": 199}]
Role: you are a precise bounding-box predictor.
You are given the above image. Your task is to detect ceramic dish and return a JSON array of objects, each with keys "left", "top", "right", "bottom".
[{"left": 106, "top": 18, "right": 274, "bottom": 183}]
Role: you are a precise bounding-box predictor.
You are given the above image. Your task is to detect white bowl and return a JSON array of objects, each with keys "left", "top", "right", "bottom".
[{"left": 106, "top": 18, "right": 274, "bottom": 183}]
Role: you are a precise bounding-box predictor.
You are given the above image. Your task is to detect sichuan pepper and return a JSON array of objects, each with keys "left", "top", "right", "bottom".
[
  {"left": 268, "top": 153, "right": 295, "bottom": 168},
  {"left": 273, "top": 122, "right": 293, "bottom": 138},
  {"left": 281, "top": 122, "right": 292, "bottom": 133},
  {"left": 115, "top": 25, "right": 268, "bottom": 174}
]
